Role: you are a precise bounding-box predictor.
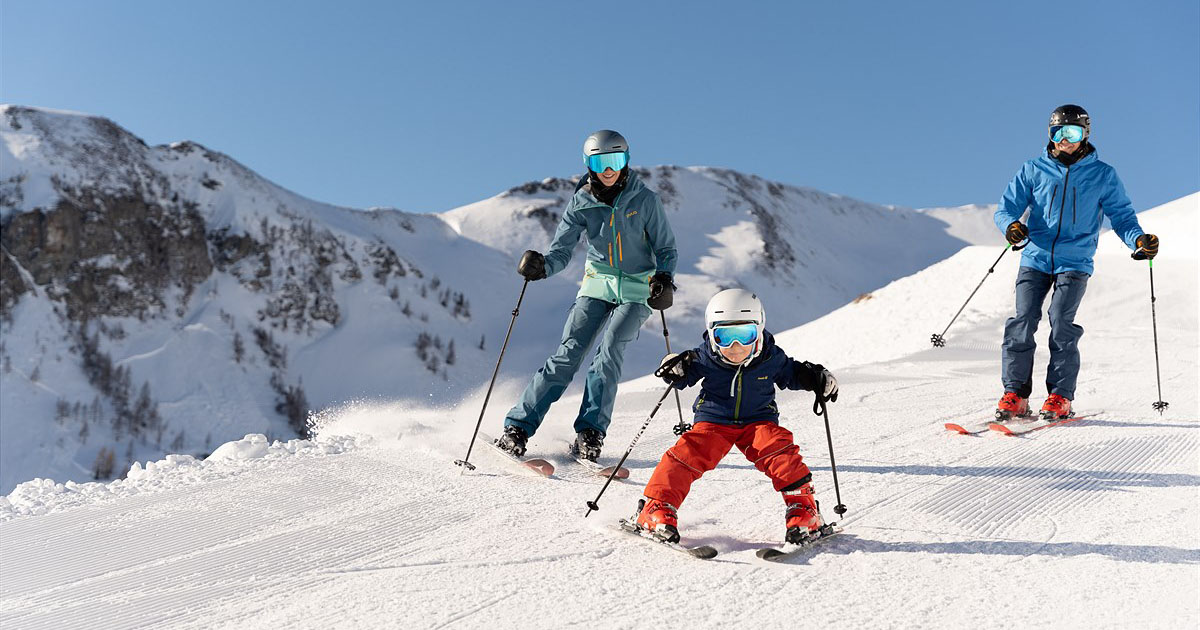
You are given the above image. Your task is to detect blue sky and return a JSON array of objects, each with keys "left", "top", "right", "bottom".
[{"left": 3, "top": 0, "right": 1197, "bottom": 214}]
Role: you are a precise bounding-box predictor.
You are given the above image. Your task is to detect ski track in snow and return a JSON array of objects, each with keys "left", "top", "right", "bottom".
[{"left": 1, "top": 200, "right": 1197, "bottom": 629}]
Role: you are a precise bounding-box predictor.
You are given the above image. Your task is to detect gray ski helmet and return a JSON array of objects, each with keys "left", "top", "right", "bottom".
[
  {"left": 1049, "top": 104, "right": 1090, "bottom": 139},
  {"left": 583, "top": 130, "right": 629, "bottom": 157}
]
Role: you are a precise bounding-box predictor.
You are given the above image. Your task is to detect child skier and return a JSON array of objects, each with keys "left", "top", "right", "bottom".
[{"left": 632, "top": 288, "right": 839, "bottom": 545}]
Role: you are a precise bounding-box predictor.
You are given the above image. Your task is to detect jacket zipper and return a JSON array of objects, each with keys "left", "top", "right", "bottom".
[
  {"left": 610, "top": 188, "right": 626, "bottom": 301},
  {"left": 732, "top": 367, "right": 744, "bottom": 421},
  {"left": 1049, "top": 166, "right": 1071, "bottom": 272},
  {"left": 1072, "top": 188, "right": 1077, "bottom": 225}
]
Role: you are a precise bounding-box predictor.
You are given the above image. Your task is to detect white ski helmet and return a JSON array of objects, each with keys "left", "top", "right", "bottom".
[{"left": 705, "top": 288, "right": 766, "bottom": 359}]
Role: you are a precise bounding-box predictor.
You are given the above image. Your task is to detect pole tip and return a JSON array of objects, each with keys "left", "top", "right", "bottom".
[{"left": 834, "top": 504, "right": 848, "bottom": 516}]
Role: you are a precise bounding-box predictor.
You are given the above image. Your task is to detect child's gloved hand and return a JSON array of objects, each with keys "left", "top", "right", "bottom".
[
  {"left": 819, "top": 369, "right": 839, "bottom": 402},
  {"left": 655, "top": 351, "right": 694, "bottom": 384}
]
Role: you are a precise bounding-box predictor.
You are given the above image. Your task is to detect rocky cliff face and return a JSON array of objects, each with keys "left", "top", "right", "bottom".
[{"left": 0, "top": 106, "right": 498, "bottom": 491}]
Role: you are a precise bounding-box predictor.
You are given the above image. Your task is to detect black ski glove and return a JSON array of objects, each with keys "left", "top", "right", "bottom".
[
  {"left": 1005, "top": 221, "right": 1028, "bottom": 246},
  {"left": 1133, "top": 234, "right": 1159, "bottom": 260},
  {"left": 797, "top": 362, "right": 838, "bottom": 402},
  {"left": 655, "top": 351, "right": 695, "bottom": 385},
  {"left": 818, "top": 368, "right": 839, "bottom": 403},
  {"left": 647, "top": 272, "right": 675, "bottom": 310},
  {"left": 517, "top": 250, "right": 547, "bottom": 280}
]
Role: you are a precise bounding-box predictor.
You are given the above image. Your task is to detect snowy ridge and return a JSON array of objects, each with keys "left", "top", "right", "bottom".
[
  {"left": 1, "top": 193, "right": 1195, "bottom": 628},
  {"left": 1, "top": 105, "right": 1000, "bottom": 493}
]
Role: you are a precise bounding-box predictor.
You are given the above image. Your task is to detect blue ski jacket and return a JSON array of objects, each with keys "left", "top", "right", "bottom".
[
  {"left": 670, "top": 331, "right": 825, "bottom": 426},
  {"left": 994, "top": 144, "right": 1144, "bottom": 276},
  {"left": 542, "top": 170, "right": 678, "bottom": 305}
]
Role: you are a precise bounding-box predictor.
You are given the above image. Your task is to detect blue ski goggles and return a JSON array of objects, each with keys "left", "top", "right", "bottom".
[
  {"left": 711, "top": 323, "right": 760, "bottom": 348},
  {"left": 1050, "top": 124, "right": 1086, "bottom": 143},
  {"left": 585, "top": 151, "right": 629, "bottom": 173}
]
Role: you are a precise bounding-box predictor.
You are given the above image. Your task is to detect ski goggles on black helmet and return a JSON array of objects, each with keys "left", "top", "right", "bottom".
[
  {"left": 585, "top": 151, "right": 629, "bottom": 173},
  {"left": 711, "top": 322, "right": 760, "bottom": 348},
  {"left": 1049, "top": 124, "right": 1086, "bottom": 143}
]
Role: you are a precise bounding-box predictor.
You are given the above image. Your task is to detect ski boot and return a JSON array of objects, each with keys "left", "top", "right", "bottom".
[
  {"left": 1040, "top": 394, "right": 1073, "bottom": 420},
  {"left": 569, "top": 429, "right": 604, "bottom": 462},
  {"left": 634, "top": 498, "right": 680, "bottom": 543},
  {"left": 495, "top": 425, "right": 528, "bottom": 457},
  {"left": 995, "top": 392, "right": 1030, "bottom": 421},
  {"left": 782, "top": 482, "right": 823, "bottom": 545}
]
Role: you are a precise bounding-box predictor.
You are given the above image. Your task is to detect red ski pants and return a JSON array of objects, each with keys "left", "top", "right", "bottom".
[{"left": 642, "top": 421, "right": 811, "bottom": 508}]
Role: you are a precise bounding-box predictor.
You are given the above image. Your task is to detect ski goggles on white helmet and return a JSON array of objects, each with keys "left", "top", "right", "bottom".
[
  {"left": 585, "top": 151, "right": 629, "bottom": 173},
  {"left": 711, "top": 322, "right": 760, "bottom": 348},
  {"left": 1050, "top": 124, "right": 1086, "bottom": 143}
]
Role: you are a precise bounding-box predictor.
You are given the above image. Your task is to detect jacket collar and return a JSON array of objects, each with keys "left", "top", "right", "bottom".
[
  {"left": 574, "top": 168, "right": 645, "bottom": 209},
  {"left": 1042, "top": 142, "right": 1099, "bottom": 169}
]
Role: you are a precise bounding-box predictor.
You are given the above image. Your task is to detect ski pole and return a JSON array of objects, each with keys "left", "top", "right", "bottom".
[
  {"left": 454, "top": 279, "right": 530, "bottom": 472},
  {"left": 585, "top": 384, "right": 675, "bottom": 517},
  {"left": 1132, "top": 251, "right": 1169, "bottom": 414},
  {"left": 931, "top": 241, "right": 1025, "bottom": 348},
  {"left": 659, "top": 311, "right": 691, "bottom": 435},
  {"left": 813, "top": 397, "right": 847, "bottom": 519}
]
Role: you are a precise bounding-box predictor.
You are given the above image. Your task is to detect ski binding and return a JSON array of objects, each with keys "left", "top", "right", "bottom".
[
  {"left": 617, "top": 518, "right": 718, "bottom": 559},
  {"left": 756, "top": 522, "right": 840, "bottom": 561}
]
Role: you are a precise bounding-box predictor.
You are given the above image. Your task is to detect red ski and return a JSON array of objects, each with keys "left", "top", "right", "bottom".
[
  {"left": 988, "top": 412, "right": 1100, "bottom": 436},
  {"left": 572, "top": 455, "right": 630, "bottom": 480},
  {"left": 944, "top": 422, "right": 988, "bottom": 436}
]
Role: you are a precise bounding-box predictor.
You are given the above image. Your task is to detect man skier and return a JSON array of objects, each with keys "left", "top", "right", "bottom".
[
  {"left": 993, "top": 104, "right": 1159, "bottom": 421},
  {"left": 496, "top": 130, "right": 678, "bottom": 461}
]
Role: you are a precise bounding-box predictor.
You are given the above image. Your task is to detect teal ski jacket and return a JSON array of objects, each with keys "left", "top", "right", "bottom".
[{"left": 543, "top": 170, "right": 678, "bottom": 304}]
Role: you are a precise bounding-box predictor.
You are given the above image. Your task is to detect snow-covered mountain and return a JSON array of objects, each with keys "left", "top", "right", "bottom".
[
  {"left": 2, "top": 105, "right": 992, "bottom": 493},
  {"left": 1, "top": 193, "right": 1194, "bottom": 630}
]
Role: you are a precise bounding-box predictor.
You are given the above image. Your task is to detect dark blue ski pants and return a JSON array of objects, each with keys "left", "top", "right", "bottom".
[
  {"left": 505, "top": 296, "right": 651, "bottom": 438},
  {"left": 1002, "top": 266, "right": 1089, "bottom": 400}
]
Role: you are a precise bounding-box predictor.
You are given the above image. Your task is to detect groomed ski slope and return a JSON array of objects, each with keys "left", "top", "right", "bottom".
[{"left": 2, "top": 195, "right": 1197, "bottom": 629}]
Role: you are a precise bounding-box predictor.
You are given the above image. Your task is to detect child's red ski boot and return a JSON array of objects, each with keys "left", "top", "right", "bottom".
[
  {"left": 995, "top": 392, "right": 1030, "bottom": 420},
  {"left": 635, "top": 498, "right": 680, "bottom": 543},
  {"left": 1040, "top": 394, "right": 1073, "bottom": 420},
  {"left": 782, "top": 483, "right": 823, "bottom": 544}
]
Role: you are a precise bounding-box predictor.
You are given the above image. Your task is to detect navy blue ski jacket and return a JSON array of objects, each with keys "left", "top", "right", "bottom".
[{"left": 670, "top": 331, "right": 825, "bottom": 426}]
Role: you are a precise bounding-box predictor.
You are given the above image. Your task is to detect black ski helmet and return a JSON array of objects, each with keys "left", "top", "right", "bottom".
[{"left": 1049, "top": 104, "right": 1090, "bottom": 139}]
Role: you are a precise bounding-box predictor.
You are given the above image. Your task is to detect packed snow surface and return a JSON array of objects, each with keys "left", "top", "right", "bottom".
[{"left": 1, "top": 196, "right": 1196, "bottom": 628}]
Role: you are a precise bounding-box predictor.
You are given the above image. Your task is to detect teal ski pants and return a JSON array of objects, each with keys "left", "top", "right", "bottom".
[{"left": 505, "top": 296, "right": 652, "bottom": 437}]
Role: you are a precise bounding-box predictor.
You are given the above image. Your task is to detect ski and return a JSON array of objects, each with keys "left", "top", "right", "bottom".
[
  {"left": 477, "top": 432, "right": 555, "bottom": 477},
  {"left": 572, "top": 455, "right": 630, "bottom": 480},
  {"left": 944, "top": 422, "right": 989, "bottom": 436},
  {"left": 756, "top": 523, "right": 841, "bottom": 561},
  {"left": 946, "top": 411, "right": 1034, "bottom": 436},
  {"left": 617, "top": 518, "right": 718, "bottom": 559},
  {"left": 988, "top": 412, "right": 1100, "bottom": 436}
]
